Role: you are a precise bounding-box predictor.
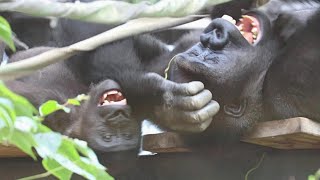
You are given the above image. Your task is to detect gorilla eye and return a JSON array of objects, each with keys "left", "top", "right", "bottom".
[{"left": 98, "top": 90, "right": 127, "bottom": 106}]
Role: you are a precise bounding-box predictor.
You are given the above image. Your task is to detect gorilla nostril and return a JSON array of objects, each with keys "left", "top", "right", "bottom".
[
  {"left": 200, "top": 33, "right": 210, "bottom": 47},
  {"left": 114, "top": 110, "right": 122, "bottom": 117},
  {"left": 208, "top": 28, "right": 229, "bottom": 50},
  {"left": 111, "top": 109, "right": 129, "bottom": 119},
  {"left": 215, "top": 29, "right": 223, "bottom": 38},
  {"left": 201, "top": 28, "right": 229, "bottom": 50},
  {"left": 103, "top": 134, "right": 113, "bottom": 142},
  {"left": 123, "top": 133, "right": 133, "bottom": 140}
]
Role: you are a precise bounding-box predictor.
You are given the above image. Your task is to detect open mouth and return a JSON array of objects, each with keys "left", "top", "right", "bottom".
[
  {"left": 98, "top": 90, "right": 127, "bottom": 106},
  {"left": 222, "top": 14, "right": 261, "bottom": 45}
]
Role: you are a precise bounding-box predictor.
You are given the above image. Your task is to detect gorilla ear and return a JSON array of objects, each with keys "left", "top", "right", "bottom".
[
  {"left": 264, "top": 0, "right": 320, "bottom": 42},
  {"left": 133, "top": 34, "right": 170, "bottom": 62},
  {"left": 273, "top": 13, "right": 304, "bottom": 42}
]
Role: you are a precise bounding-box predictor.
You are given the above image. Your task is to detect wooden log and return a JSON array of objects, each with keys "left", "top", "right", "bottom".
[
  {"left": 0, "top": 145, "right": 27, "bottom": 158},
  {"left": 142, "top": 117, "right": 320, "bottom": 152},
  {"left": 2, "top": 117, "right": 320, "bottom": 157},
  {"left": 142, "top": 132, "right": 192, "bottom": 153},
  {"left": 242, "top": 117, "right": 320, "bottom": 149}
]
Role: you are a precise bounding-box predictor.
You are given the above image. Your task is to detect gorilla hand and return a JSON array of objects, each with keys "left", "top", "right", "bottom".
[{"left": 147, "top": 73, "right": 220, "bottom": 133}]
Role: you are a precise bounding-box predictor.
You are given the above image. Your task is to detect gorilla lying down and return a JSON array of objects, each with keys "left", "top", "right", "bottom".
[
  {"left": 5, "top": 31, "right": 218, "bottom": 152},
  {"left": 6, "top": 0, "right": 320, "bottom": 152},
  {"left": 168, "top": 0, "right": 320, "bottom": 140},
  {"left": 6, "top": 47, "right": 141, "bottom": 152}
]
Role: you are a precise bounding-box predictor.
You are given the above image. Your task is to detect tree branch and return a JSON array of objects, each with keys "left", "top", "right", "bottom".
[
  {"left": 0, "top": 0, "right": 229, "bottom": 24},
  {"left": 0, "top": 15, "right": 207, "bottom": 81}
]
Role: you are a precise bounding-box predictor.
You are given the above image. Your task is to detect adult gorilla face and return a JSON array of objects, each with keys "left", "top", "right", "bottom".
[
  {"left": 169, "top": 2, "right": 294, "bottom": 137},
  {"left": 75, "top": 79, "right": 140, "bottom": 152}
]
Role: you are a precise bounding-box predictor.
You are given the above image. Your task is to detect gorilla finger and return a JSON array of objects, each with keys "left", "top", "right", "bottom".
[
  {"left": 172, "top": 81, "right": 205, "bottom": 95},
  {"left": 170, "top": 118, "right": 213, "bottom": 133},
  {"left": 175, "top": 89, "right": 212, "bottom": 110},
  {"left": 184, "top": 100, "right": 220, "bottom": 123}
]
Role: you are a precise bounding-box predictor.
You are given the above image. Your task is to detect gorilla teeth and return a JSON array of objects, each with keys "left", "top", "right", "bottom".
[
  {"left": 98, "top": 90, "right": 127, "bottom": 106},
  {"left": 221, "top": 15, "right": 236, "bottom": 25},
  {"left": 221, "top": 14, "right": 261, "bottom": 44},
  {"left": 235, "top": 14, "right": 260, "bottom": 44},
  {"left": 106, "top": 90, "right": 120, "bottom": 95},
  {"left": 237, "top": 24, "right": 244, "bottom": 31}
]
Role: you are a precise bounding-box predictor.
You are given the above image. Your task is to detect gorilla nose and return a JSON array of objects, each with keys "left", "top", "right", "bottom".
[
  {"left": 200, "top": 18, "right": 230, "bottom": 50},
  {"left": 102, "top": 106, "right": 132, "bottom": 125},
  {"left": 113, "top": 109, "right": 128, "bottom": 118}
]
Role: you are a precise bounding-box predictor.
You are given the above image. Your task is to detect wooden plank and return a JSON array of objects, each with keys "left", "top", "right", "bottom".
[
  {"left": 3, "top": 117, "right": 320, "bottom": 157},
  {"left": 142, "top": 132, "right": 192, "bottom": 153},
  {"left": 242, "top": 117, "right": 320, "bottom": 149},
  {"left": 0, "top": 145, "right": 27, "bottom": 158},
  {"left": 142, "top": 117, "right": 320, "bottom": 152}
]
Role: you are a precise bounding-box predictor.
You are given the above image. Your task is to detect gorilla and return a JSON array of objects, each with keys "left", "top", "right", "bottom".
[
  {"left": 5, "top": 47, "right": 141, "bottom": 152},
  {"left": 51, "top": 18, "right": 219, "bottom": 133},
  {"left": 4, "top": 0, "right": 320, "bottom": 179},
  {"left": 167, "top": 0, "right": 320, "bottom": 141},
  {"left": 2, "top": 26, "right": 217, "bottom": 180},
  {"left": 126, "top": 1, "right": 320, "bottom": 180},
  {"left": 4, "top": 28, "right": 219, "bottom": 151}
]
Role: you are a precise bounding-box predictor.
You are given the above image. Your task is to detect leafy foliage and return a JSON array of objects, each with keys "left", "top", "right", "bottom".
[
  {"left": 0, "top": 16, "right": 15, "bottom": 51},
  {"left": 0, "top": 82, "right": 113, "bottom": 180},
  {"left": 309, "top": 171, "right": 320, "bottom": 180}
]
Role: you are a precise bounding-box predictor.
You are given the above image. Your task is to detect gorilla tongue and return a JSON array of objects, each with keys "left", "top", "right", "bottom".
[
  {"left": 236, "top": 15, "right": 260, "bottom": 44},
  {"left": 99, "top": 90, "right": 127, "bottom": 106}
]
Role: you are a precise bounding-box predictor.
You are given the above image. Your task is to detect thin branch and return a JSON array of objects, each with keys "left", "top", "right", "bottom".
[
  {"left": 0, "top": 15, "right": 207, "bottom": 81},
  {"left": 245, "top": 152, "right": 266, "bottom": 180}
]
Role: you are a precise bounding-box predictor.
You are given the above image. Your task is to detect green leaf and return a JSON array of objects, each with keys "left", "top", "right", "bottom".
[
  {"left": 76, "top": 160, "right": 114, "bottom": 180},
  {"left": 34, "top": 132, "right": 62, "bottom": 158},
  {"left": 54, "top": 154, "right": 95, "bottom": 180},
  {"left": 37, "top": 124, "right": 52, "bottom": 133},
  {"left": 0, "top": 128, "right": 10, "bottom": 144},
  {"left": 0, "top": 105, "right": 12, "bottom": 129},
  {"left": 0, "top": 82, "right": 37, "bottom": 117},
  {"left": 0, "top": 97, "right": 15, "bottom": 126},
  {"left": 9, "top": 130, "right": 37, "bottom": 159},
  {"left": 0, "top": 83, "right": 113, "bottom": 180},
  {"left": 0, "top": 16, "right": 15, "bottom": 52},
  {"left": 67, "top": 94, "right": 89, "bottom": 106},
  {"left": 75, "top": 94, "right": 90, "bottom": 102},
  {"left": 308, "top": 175, "right": 316, "bottom": 180},
  {"left": 42, "top": 158, "right": 73, "bottom": 180},
  {"left": 39, "top": 100, "right": 70, "bottom": 117},
  {"left": 58, "top": 137, "right": 81, "bottom": 161},
  {"left": 0, "top": 116, "right": 7, "bottom": 130},
  {"left": 73, "top": 139, "right": 104, "bottom": 169},
  {"left": 14, "top": 116, "right": 38, "bottom": 133},
  {"left": 66, "top": 99, "right": 80, "bottom": 106}
]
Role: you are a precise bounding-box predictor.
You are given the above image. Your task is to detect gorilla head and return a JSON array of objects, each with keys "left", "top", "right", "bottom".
[
  {"left": 6, "top": 47, "right": 141, "bottom": 153},
  {"left": 71, "top": 79, "right": 140, "bottom": 152},
  {"left": 169, "top": 0, "right": 320, "bottom": 138}
]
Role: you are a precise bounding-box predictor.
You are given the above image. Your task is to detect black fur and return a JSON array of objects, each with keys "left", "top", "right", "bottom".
[{"left": 170, "top": 0, "right": 320, "bottom": 142}]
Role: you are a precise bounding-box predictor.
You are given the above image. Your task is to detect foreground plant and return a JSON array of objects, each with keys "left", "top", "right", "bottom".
[{"left": 0, "top": 82, "right": 113, "bottom": 180}]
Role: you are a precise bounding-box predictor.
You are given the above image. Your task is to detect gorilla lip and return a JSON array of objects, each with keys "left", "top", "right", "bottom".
[{"left": 98, "top": 90, "right": 127, "bottom": 106}]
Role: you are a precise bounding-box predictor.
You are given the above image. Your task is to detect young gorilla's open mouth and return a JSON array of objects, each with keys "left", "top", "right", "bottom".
[
  {"left": 222, "top": 14, "right": 261, "bottom": 45},
  {"left": 98, "top": 89, "right": 127, "bottom": 106}
]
